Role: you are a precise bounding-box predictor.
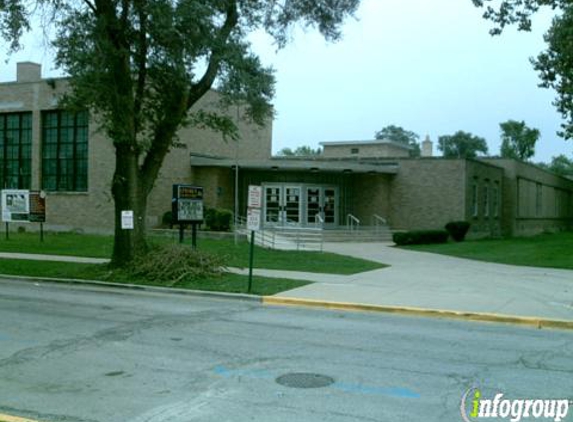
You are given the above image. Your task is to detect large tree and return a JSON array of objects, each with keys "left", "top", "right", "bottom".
[
  {"left": 499, "top": 119, "right": 540, "bottom": 160},
  {"left": 374, "top": 124, "right": 420, "bottom": 156},
  {"left": 0, "top": 0, "right": 359, "bottom": 266},
  {"left": 438, "top": 131, "right": 489, "bottom": 158},
  {"left": 473, "top": 0, "right": 573, "bottom": 140},
  {"left": 538, "top": 154, "right": 573, "bottom": 177}
]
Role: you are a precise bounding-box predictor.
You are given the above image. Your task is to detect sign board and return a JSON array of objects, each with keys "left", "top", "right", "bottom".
[
  {"left": 248, "top": 185, "right": 263, "bottom": 209},
  {"left": 2, "top": 189, "right": 30, "bottom": 222},
  {"left": 172, "top": 184, "right": 204, "bottom": 223},
  {"left": 247, "top": 208, "right": 261, "bottom": 231},
  {"left": 1, "top": 190, "right": 47, "bottom": 223},
  {"left": 29, "top": 191, "right": 46, "bottom": 223},
  {"left": 121, "top": 210, "right": 134, "bottom": 229}
]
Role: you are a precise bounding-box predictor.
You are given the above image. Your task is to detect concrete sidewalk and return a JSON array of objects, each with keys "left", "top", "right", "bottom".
[
  {"left": 2, "top": 246, "right": 572, "bottom": 325},
  {"left": 267, "top": 242, "right": 573, "bottom": 323}
]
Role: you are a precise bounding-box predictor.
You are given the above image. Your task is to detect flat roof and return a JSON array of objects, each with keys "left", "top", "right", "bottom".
[
  {"left": 319, "top": 139, "right": 412, "bottom": 150},
  {"left": 190, "top": 155, "right": 399, "bottom": 174}
]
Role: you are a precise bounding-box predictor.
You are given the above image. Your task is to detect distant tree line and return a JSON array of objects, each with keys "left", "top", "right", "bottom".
[{"left": 277, "top": 120, "right": 572, "bottom": 177}]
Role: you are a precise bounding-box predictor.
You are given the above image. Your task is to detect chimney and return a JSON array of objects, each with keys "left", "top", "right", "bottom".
[
  {"left": 421, "top": 135, "right": 433, "bottom": 157},
  {"left": 17, "top": 62, "right": 42, "bottom": 83}
]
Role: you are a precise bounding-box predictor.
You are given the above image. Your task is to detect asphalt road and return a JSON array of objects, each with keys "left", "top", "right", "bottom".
[{"left": 0, "top": 279, "right": 572, "bottom": 422}]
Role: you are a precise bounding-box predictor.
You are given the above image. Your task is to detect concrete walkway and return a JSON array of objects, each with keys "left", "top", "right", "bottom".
[
  {"left": 268, "top": 242, "right": 573, "bottom": 322},
  {"left": 2, "top": 245, "right": 572, "bottom": 323}
]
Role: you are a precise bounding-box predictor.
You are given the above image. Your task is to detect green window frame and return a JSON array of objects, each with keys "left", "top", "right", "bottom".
[
  {"left": 0, "top": 112, "right": 32, "bottom": 189},
  {"left": 42, "top": 110, "right": 88, "bottom": 192}
]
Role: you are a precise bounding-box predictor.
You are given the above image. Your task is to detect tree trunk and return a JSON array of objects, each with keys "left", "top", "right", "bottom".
[{"left": 110, "top": 144, "right": 148, "bottom": 267}]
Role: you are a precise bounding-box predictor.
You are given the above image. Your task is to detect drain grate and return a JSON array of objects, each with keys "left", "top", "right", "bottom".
[{"left": 276, "top": 372, "right": 335, "bottom": 389}]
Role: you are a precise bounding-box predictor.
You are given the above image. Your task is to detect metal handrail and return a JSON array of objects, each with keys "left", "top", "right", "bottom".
[
  {"left": 347, "top": 213, "right": 360, "bottom": 231},
  {"left": 372, "top": 214, "right": 387, "bottom": 234},
  {"left": 315, "top": 213, "right": 324, "bottom": 228}
]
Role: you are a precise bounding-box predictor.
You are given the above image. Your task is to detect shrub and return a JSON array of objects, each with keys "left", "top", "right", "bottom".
[
  {"left": 205, "top": 208, "right": 233, "bottom": 231},
  {"left": 127, "top": 244, "right": 226, "bottom": 286},
  {"left": 445, "top": 221, "right": 471, "bottom": 242},
  {"left": 162, "top": 211, "right": 173, "bottom": 227},
  {"left": 393, "top": 230, "right": 449, "bottom": 246}
]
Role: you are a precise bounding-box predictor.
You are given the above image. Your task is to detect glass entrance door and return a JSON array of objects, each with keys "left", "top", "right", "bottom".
[
  {"left": 305, "top": 186, "right": 338, "bottom": 227},
  {"left": 306, "top": 187, "right": 321, "bottom": 225},
  {"left": 284, "top": 186, "right": 301, "bottom": 224},
  {"left": 323, "top": 187, "right": 337, "bottom": 225},
  {"left": 263, "top": 185, "right": 301, "bottom": 226},
  {"left": 264, "top": 186, "right": 281, "bottom": 224}
]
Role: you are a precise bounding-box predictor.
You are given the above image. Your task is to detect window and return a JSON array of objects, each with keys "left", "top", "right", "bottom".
[
  {"left": 42, "top": 110, "right": 88, "bottom": 192},
  {"left": 535, "top": 182, "right": 542, "bottom": 217},
  {"left": 472, "top": 183, "right": 479, "bottom": 217},
  {"left": 483, "top": 182, "right": 490, "bottom": 218},
  {"left": 493, "top": 182, "right": 500, "bottom": 218},
  {"left": 350, "top": 147, "right": 359, "bottom": 154},
  {"left": 0, "top": 112, "right": 32, "bottom": 189}
]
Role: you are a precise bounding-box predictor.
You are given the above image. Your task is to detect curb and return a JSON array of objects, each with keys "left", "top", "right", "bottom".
[
  {"left": 0, "top": 274, "right": 262, "bottom": 303},
  {"left": 0, "top": 414, "right": 40, "bottom": 422},
  {"left": 262, "top": 296, "right": 573, "bottom": 331}
]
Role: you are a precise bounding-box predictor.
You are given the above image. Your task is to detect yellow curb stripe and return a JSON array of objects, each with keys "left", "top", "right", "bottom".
[
  {"left": 0, "top": 414, "right": 41, "bottom": 422},
  {"left": 262, "top": 296, "right": 573, "bottom": 330}
]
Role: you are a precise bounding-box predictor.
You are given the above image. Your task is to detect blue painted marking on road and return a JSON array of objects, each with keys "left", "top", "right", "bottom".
[
  {"left": 214, "top": 366, "right": 420, "bottom": 399},
  {"left": 333, "top": 382, "right": 420, "bottom": 399},
  {"left": 214, "top": 365, "right": 274, "bottom": 380}
]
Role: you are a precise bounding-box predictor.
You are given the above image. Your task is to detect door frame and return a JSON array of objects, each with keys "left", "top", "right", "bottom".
[{"left": 262, "top": 183, "right": 339, "bottom": 228}]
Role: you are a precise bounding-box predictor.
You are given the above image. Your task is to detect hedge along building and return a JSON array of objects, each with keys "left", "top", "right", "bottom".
[{"left": 1, "top": 62, "right": 572, "bottom": 236}]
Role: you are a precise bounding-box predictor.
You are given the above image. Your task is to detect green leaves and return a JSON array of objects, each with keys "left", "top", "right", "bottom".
[
  {"left": 374, "top": 124, "right": 421, "bottom": 157},
  {"left": 0, "top": 0, "right": 30, "bottom": 51},
  {"left": 499, "top": 119, "right": 540, "bottom": 160},
  {"left": 473, "top": 0, "right": 573, "bottom": 139},
  {"left": 438, "top": 131, "right": 489, "bottom": 158}
]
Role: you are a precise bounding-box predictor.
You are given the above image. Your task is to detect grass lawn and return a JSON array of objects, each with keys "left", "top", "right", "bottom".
[
  {"left": 0, "top": 232, "right": 386, "bottom": 275},
  {"left": 402, "top": 231, "right": 573, "bottom": 270},
  {"left": 0, "top": 259, "right": 310, "bottom": 296}
]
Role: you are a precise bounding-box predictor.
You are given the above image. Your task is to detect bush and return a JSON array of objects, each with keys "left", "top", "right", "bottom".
[
  {"left": 205, "top": 208, "right": 233, "bottom": 231},
  {"left": 127, "top": 244, "right": 226, "bottom": 286},
  {"left": 445, "top": 221, "right": 471, "bottom": 242},
  {"left": 162, "top": 211, "right": 173, "bottom": 227},
  {"left": 393, "top": 230, "right": 449, "bottom": 246}
]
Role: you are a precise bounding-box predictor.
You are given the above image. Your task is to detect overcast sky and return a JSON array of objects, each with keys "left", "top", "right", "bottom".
[{"left": 1, "top": 0, "right": 571, "bottom": 162}]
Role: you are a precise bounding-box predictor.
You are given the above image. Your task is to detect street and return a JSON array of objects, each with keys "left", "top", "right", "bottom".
[{"left": 0, "top": 279, "right": 572, "bottom": 422}]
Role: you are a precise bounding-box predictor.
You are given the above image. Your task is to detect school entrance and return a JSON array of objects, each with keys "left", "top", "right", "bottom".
[{"left": 262, "top": 184, "right": 339, "bottom": 228}]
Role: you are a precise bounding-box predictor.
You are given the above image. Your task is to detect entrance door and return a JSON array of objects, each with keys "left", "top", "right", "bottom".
[
  {"left": 283, "top": 186, "right": 301, "bottom": 225},
  {"left": 323, "top": 187, "right": 337, "bottom": 225},
  {"left": 306, "top": 186, "right": 338, "bottom": 227},
  {"left": 263, "top": 185, "right": 301, "bottom": 226},
  {"left": 264, "top": 186, "right": 281, "bottom": 224}
]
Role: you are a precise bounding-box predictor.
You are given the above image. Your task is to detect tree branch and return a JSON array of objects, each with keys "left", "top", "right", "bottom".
[
  {"left": 187, "top": 0, "right": 238, "bottom": 108},
  {"left": 82, "top": 0, "right": 98, "bottom": 14},
  {"left": 133, "top": 0, "right": 147, "bottom": 135}
]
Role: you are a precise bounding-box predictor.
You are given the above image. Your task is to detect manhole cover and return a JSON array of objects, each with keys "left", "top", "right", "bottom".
[{"left": 275, "top": 372, "right": 335, "bottom": 389}]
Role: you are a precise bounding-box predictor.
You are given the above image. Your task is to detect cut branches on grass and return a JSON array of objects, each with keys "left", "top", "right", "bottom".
[
  {"left": 125, "top": 244, "right": 226, "bottom": 286},
  {"left": 0, "top": 232, "right": 386, "bottom": 275},
  {"left": 0, "top": 259, "right": 309, "bottom": 296}
]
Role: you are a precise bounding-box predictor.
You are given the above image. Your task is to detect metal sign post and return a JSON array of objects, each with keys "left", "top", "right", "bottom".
[{"left": 246, "top": 186, "right": 262, "bottom": 293}]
